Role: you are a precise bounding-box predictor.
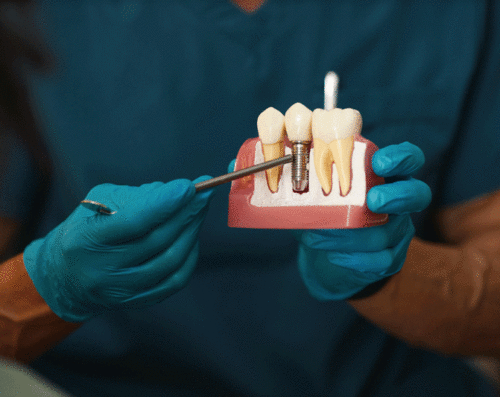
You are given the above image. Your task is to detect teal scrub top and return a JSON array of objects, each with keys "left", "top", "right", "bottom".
[{"left": 1, "top": 1, "right": 499, "bottom": 396}]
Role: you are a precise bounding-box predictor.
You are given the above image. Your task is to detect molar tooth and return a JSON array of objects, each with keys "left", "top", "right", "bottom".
[
  {"left": 311, "top": 134, "right": 334, "bottom": 195},
  {"left": 312, "top": 108, "right": 362, "bottom": 196},
  {"left": 257, "top": 107, "right": 286, "bottom": 193}
]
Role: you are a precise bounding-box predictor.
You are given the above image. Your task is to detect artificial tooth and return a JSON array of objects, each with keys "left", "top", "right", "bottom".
[
  {"left": 257, "top": 107, "right": 286, "bottom": 193},
  {"left": 285, "top": 103, "right": 313, "bottom": 191},
  {"left": 284, "top": 103, "right": 313, "bottom": 142},
  {"left": 312, "top": 108, "right": 362, "bottom": 196}
]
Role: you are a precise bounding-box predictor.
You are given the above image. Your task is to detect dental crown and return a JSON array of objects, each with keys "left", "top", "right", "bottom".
[
  {"left": 312, "top": 108, "right": 362, "bottom": 143},
  {"left": 284, "top": 103, "right": 313, "bottom": 141},
  {"left": 257, "top": 107, "right": 286, "bottom": 144}
]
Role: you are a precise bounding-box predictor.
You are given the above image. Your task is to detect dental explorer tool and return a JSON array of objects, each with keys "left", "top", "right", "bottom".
[
  {"left": 80, "top": 200, "right": 117, "bottom": 215},
  {"left": 80, "top": 154, "right": 294, "bottom": 214},
  {"left": 194, "top": 154, "right": 293, "bottom": 192}
]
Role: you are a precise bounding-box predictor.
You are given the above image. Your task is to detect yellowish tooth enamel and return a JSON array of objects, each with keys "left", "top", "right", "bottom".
[
  {"left": 257, "top": 107, "right": 286, "bottom": 193},
  {"left": 329, "top": 135, "right": 355, "bottom": 196},
  {"left": 312, "top": 137, "right": 334, "bottom": 195},
  {"left": 284, "top": 103, "right": 313, "bottom": 142},
  {"left": 312, "top": 108, "right": 362, "bottom": 196},
  {"left": 257, "top": 107, "right": 286, "bottom": 144},
  {"left": 262, "top": 143, "right": 285, "bottom": 193}
]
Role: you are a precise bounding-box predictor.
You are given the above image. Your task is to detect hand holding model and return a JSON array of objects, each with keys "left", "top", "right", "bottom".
[
  {"left": 23, "top": 177, "right": 216, "bottom": 322},
  {"left": 296, "top": 142, "right": 432, "bottom": 299}
]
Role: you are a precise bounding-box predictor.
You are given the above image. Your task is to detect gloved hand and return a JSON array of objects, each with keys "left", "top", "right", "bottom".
[
  {"left": 296, "top": 141, "right": 432, "bottom": 300},
  {"left": 24, "top": 177, "right": 216, "bottom": 322}
]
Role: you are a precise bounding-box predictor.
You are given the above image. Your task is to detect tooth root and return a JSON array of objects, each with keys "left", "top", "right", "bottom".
[
  {"left": 262, "top": 142, "right": 285, "bottom": 193},
  {"left": 312, "top": 107, "right": 361, "bottom": 197},
  {"left": 313, "top": 138, "right": 334, "bottom": 195},
  {"left": 257, "top": 107, "right": 286, "bottom": 193},
  {"left": 329, "top": 136, "right": 355, "bottom": 196}
]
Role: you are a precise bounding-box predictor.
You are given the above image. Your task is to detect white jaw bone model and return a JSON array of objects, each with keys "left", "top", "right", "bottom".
[{"left": 257, "top": 103, "right": 361, "bottom": 198}]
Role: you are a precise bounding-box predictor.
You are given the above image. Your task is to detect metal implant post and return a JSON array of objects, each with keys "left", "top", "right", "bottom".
[{"left": 291, "top": 141, "right": 311, "bottom": 192}]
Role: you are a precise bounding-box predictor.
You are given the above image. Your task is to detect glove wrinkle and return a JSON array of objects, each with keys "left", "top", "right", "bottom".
[{"left": 372, "top": 142, "right": 425, "bottom": 177}]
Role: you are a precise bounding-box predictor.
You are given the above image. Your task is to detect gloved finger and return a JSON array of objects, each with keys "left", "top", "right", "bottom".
[
  {"left": 87, "top": 176, "right": 216, "bottom": 245},
  {"left": 120, "top": 177, "right": 214, "bottom": 258},
  {"left": 298, "top": 227, "right": 413, "bottom": 300},
  {"left": 120, "top": 241, "right": 199, "bottom": 308},
  {"left": 119, "top": 203, "right": 209, "bottom": 269},
  {"left": 85, "top": 180, "right": 196, "bottom": 243},
  {"left": 115, "top": 212, "right": 204, "bottom": 291},
  {"left": 298, "top": 246, "right": 377, "bottom": 300},
  {"left": 367, "top": 178, "right": 432, "bottom": 214},
  {"left": 228, "top": 158, "right": 236, "bottom": 173},
  {"left": 372, "top": 142, "right": 425, "bottom": 177},
  {"left": 324, "top": 223, "right": 414, "bottom": 273},
  {"left": 300, "top": 215, "right": 413, "bottom": 252}
]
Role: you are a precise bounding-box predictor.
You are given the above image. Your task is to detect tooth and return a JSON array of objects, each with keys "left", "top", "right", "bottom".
[
  {"left": 312, "top": 108, "right": 362, "bottom": 196},
  {"left": 257, "top": 107, "right": 286, "bottom": 193},
  {"left": 285, "top": 103, "right": 313, "bottom": 191},
  {"left": 284, "top": 103, "right": 313, "bottom": 142}
]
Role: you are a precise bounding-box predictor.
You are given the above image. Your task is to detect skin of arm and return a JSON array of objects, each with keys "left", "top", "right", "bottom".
[
  {"left": 0, "top": 219, "right": 81, "bottom": 364},
  {"left": 230, "top": 0, "right": 266, "bottom": 13},
  {"left": 349, "top": 189, "right": 500, "bottom": 358}
]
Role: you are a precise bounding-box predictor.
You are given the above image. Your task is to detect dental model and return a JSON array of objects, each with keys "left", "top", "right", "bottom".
[
  {"left": 228, "top": 72, "right": 387, "bottom": 229},
  {"left": 257, "top": 107, "right": 286, "bottom": 193},
  {"left": 312, "top": 108, "right": 361, "bottom": 196}
]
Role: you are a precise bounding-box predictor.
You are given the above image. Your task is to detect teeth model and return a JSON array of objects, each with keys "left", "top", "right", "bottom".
[
  {"left": 284, "top": 103, "right": 313, "bottom": 192},
  {"left": 257, "top": 107, "right": 286, "bottom": 193},
  {"left": 312, "top": 108, "right": 362, "bottom": 196}
]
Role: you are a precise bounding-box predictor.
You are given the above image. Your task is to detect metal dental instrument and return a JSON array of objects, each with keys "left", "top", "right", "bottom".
[
  {"left": 80, "top": 155, "right": 293, "bottom": 214},
  {"left": 195, "top": 154, "right": 293, "bottom": 192},
  {"left": 82, "top": 73, "right": 338, "bottom": 214},
  {"left": 80, "top": 200, "right": 117, "bottom": 215}
]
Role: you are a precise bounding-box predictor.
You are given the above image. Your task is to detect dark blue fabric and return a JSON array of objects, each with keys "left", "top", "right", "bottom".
[
  {"left": 2, "top": 0, "right": 497, "bottom": 395},
  {"left": 0, "top": 133, "right": 38, "bottom": 221}
]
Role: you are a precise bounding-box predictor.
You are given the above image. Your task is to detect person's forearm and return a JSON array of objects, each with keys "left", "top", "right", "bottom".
[
  {"left": 349, "top": 191, "right": 500, "bottom": 358},
  {"left": 0, "top": 254, "right": 81, "bottom": 363},
  {"left": 349, "top": 237, "right": 500, "bottom": 356}
]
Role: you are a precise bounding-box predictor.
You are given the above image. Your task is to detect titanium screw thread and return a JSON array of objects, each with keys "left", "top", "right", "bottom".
[{"left": 292, "top": 141, "right": 311, "bottom": 192}]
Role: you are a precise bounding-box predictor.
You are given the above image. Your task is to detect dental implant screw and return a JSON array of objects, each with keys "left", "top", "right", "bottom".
[{"left": 291, "top": 141, "right": 311, "bottom": 192}]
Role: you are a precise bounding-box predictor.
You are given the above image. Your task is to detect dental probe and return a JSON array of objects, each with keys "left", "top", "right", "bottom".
[
  {"left": 194, "top": 154, "right": 293, "bottom": 192},
  {"left": 80, "top": 155, "right": 293, "bottom": 214},
  {"left": 80, "top": 200, "right": 117, "bottom": 215}
]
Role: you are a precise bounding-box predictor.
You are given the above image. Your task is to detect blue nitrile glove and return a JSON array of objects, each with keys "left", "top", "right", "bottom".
[
  {"left": 296, "top": 142, "right": 432, "bottom": 300},
  {"left": 228, "top": 159, "right": 237, "bottom": 174},
  {"left": 24, "top": 177, "right": 216, "bottom": 322}
]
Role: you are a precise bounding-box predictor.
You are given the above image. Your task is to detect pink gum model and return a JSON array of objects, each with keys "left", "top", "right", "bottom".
[{"left": 228, "top": 135, "right": 388, "bottom": 229}]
